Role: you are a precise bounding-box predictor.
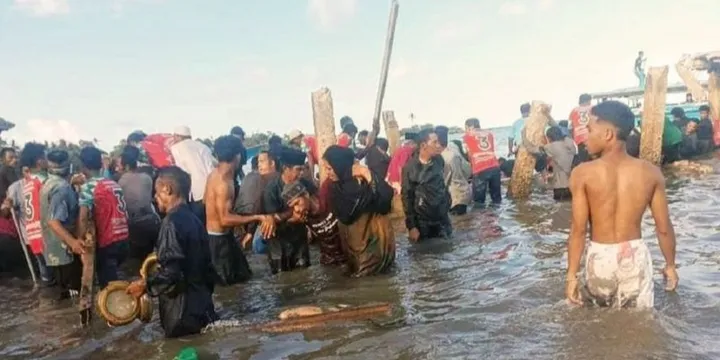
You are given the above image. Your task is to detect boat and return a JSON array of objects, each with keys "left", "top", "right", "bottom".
[
  {"left": 588, "top": 51, "right": 716, "bottom": 127},
  {"left": 246, "top": 145, "right": 262, "bottom": 160}
]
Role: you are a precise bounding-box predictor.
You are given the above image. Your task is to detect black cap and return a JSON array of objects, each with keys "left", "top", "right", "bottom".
[
  {"left": 279, "top": 146, "right": 306, "bottom": 166},
  {"left": 230, "top": 126, "right": 245, "bottom": 137}
]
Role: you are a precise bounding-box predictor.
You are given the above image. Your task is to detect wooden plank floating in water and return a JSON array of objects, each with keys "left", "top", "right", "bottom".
[
  {"left": 253, "top": 303, "right": 391, "bottom": 333},
  {"left": 640, "top": 66, "right": 669, "bottom": 166},
  {"left": 382, "top": 110, "right": 401, "bottom": 155},
  {"left": 509, "top": 101, "right": 552, "bottom": 199},
  {"left": 311, "top": 87, "right": 337, "bottom": 183},
  {"left": 590, "top": 80, "right": 708, "bottom": 99}
]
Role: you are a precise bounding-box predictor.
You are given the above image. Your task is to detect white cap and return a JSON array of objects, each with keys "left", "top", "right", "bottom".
[
  {"left": 174, "top": 126, "right": 191, "bottom": 137},
  {"left": 288, "top": 129, "right": 303, "bottom": 141}
]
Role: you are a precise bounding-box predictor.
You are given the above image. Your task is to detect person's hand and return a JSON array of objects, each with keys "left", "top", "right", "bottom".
[
  {"left": 565, "top": 277, "right": 582, "bottom": 305},
  {"left": 126, "top": 280, "right": 146, "bottom": 298},
  {"left": 241, "top": 233, "right": 253, "bottom": 249},
  {"left": 352, "top": 164, "right": 370, "bottom": 181},
  {"left": 664, "top": 264, "right": 679, "bottom": 291},
  {"left": 69, "top": 239, "right": 86, "bottom": 255},
  {"left": 259, "top": 215, "right": 276, "bottom": 239},
  {"left": 71, "top": 173, "right": 86, "bottom": 186},
  {"left": 408, "top": 228, "right": 420, "bottom": 242},
  {"left": 1, "top": 198, "right": 12, "bottom": 212}
]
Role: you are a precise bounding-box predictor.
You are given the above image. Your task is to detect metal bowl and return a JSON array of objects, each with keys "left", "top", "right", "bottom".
[
  {"left": 140, "top": 253, "right": 159, "bottom": 280},
  {"left": 96, "top": 281, "right": 139, "bottom": 326}
]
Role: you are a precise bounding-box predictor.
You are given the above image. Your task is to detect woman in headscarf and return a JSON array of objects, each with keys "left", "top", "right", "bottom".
[{"left": 322, "top": 145, "right": 395, "bottom": 277}]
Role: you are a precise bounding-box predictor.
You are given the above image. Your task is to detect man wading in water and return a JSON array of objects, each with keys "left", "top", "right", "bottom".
[
  {"left": 566, "top": 101, "right": 678, "bottom": 308},
  {"left": 205, "top": 135, "right": 274, "bottom": 285}
]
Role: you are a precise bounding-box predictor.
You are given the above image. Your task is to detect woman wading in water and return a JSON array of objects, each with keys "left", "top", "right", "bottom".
[{"left": 322, "top": 145, "right": 395, "bottom": 277}]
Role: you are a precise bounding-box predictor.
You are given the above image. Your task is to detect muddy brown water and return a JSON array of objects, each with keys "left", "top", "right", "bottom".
[{"left": 1, "top": 168, "right": 719, "bottom": 360}]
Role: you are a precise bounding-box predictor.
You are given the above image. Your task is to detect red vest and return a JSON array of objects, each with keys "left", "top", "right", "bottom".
[
  {"left": 464, "top": 129, "right": 500, "bottom": 175},
  {"left": 22, "top": 175, "right": 46, "bottom": 255},
  {"left": 303, "top": 135, "right": 319, "bottom": 163},
  {"left": 712, "top": 116, "right": 720, "bottom": 147},
  {"left": 141, "top": 133, "right": 176, "bottom": 168},
  {"left": 92, "top": 179, "right": 129, "bottom": 248},
  {"left": 569, "top": 104, "right": 593, "bottom": 145}
]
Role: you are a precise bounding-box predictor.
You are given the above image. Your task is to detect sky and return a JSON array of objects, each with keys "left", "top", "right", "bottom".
[{"left": 0, "top": 0, "right": 718, "bottom": 150}]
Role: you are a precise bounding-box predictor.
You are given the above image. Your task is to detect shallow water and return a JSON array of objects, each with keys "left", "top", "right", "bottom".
[{"left": 1, "top": 166, "right": 720, "bottom": 360}]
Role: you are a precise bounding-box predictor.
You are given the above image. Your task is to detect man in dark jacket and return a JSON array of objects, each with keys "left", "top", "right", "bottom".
[
  {"left": 127, "top": 166, "right": 217, "bottom": 338},
  {"left": 401, "top": 128, "right": 452, "bottom": 242}
]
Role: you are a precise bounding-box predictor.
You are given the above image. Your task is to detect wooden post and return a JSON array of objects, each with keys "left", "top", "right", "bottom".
[
  {"left": 639, "top": 66, "right": 669, "bottom": 166},
  {"left": 708, "top": 71, "right": 720, "bottom": 133},
  {"left": 508, "top": 101, "right": 552, "bottom": 199},
  {"left": 311, "top": 88, "right": 337, "bottom": 183},
  {"left": 676, "top": 56, "right": 707, "bottom": 102},
  {"left": 382, "top": 111, "right": 401, "bottom": 155}
]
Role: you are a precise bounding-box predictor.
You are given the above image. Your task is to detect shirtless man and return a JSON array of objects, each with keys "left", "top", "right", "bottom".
[
  {"left": 205, "top": 135, "right": 274, "bottom": 286},
  {"left": 566, "top": 100, "right": 678, "bottom": 308}
]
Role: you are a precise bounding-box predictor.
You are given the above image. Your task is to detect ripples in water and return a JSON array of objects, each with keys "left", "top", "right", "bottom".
[{"left": 2, "top": 171, "right": 720, "bottom": 359}]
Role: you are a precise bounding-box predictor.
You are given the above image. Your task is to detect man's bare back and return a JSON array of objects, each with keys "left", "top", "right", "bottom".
[
  {"left": 565, "top": 100, "right": 677, "bottom": 306},
  {"left": 570, "top": 154, "right": 669, "bottom": 244},
  {"left": 205, "top": 169, "right": 234, "bottom": 234}
]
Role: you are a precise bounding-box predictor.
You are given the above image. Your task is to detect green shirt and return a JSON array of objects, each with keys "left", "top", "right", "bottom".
[{"left": 662, "top": 118, "right": 683, "bottom": 147}]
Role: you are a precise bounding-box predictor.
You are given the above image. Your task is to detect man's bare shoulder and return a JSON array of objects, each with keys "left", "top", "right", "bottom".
[
  {"left": 570, "top": 161, "right": 597, "bottom": 181},
  {"left": 627, "top": 157, "right": 664, "bottom": 179}
]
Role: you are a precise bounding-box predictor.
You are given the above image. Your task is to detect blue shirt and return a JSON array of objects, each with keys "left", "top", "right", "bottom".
[{"left": 512, "top": 117, "right": 527, "bottom": 146}]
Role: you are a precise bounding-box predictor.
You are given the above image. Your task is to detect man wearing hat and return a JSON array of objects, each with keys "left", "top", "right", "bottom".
[
  {"left": 287, "top": 129, "right": 318, "bottom": 183},
  {"left": 41, "top": 150, "right": 83, "bottom": 298},
  {"left": 170, "top": 126, "right": 215, "bottom": 224},
  {"left": 262, "top": 146, "right": 315, "bottom": 273}
]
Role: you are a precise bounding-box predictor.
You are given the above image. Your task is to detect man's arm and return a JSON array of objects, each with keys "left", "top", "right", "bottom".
[
  {"left": 400, "top": 165, "right": 418, "bottom": 230},
  {"left": 47, "top": 186, "right": 82, "bottom": 251},
  {"left": 648, "top": 169, "right": 676, "bottom": 267},
  {"left": 567, "top": 166, "right": 589, "bottom": 279},
  {"left": 262, "top": 183, "right": 293, "bottom": 223},
  {"left": 215, "top": 182, "right": 263, "bottom": 227},
  {"left": 76, "top": 183, "right": 93, "bottom": 238}
]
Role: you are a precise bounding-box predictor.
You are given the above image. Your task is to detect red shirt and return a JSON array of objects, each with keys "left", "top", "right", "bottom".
[
  {"left": 79, "top": 177, "right": 129, "bottom": 248},
  {"left": 569, "top": 104, "right": 593, "bottom": 145},
  {"left": 463, "top": 129, "right": 500, "bottom": 175},
  {"left": 303, "top": 135, "right": 319, "bottom": 164}
]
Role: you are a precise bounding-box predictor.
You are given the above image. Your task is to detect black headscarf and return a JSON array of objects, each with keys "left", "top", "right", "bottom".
[{"left": 323, "top": 145, "right": 374, "bottom": 225}]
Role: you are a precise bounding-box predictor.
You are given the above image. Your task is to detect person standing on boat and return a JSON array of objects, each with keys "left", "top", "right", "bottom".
[
  {"left": 568, "top": 93, "right": 593, "bottom": 165},
  {"left": 634, "top": 51, "right": 646, "bottom": 88},
  {"left": 565, "top": 100, "right": 677, "bottom": 308},
  {"left": 697, "top": 105, "right": 715, "bottom": 153}
]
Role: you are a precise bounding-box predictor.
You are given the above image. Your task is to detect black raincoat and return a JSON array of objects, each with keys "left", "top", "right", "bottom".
[
  {"left": 401, "top": 154, "right": 452, "bottom": 239},
  {"left": 146, "top": 203, "right": 218, "bottom": 338}
]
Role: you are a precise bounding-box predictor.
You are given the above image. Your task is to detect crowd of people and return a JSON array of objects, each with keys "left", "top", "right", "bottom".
[{"left": 0, "top": 97, "right": 684, "bottom": 340}]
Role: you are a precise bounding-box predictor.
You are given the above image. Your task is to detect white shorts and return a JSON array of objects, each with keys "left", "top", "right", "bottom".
[{"left": 583, "top": 239, "right": 654, "bottom": 308}]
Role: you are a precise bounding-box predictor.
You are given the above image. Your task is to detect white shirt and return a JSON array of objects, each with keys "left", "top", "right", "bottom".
[{"left": 170, "top": 139, "right": 216, "bottom": 201}]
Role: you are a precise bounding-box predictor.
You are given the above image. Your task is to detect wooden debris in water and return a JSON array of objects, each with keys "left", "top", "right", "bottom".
[
  {"left": 311, "top": 87, "right": 337, "bottom": 183},
  {"left": 254, "top": 303, "right": 391, "bottom": 333},
  {"left": 666, "top": 160, "right": 714, "bottom": 175},
  {"left": 639, "top": 66, "right": 669, "bottom": 166},
  {"left": 382, "top": 110, "right": 401, "bottom": 155},
  {"left": 509, "top": 101, "right": 552, "bottom": 199}
]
